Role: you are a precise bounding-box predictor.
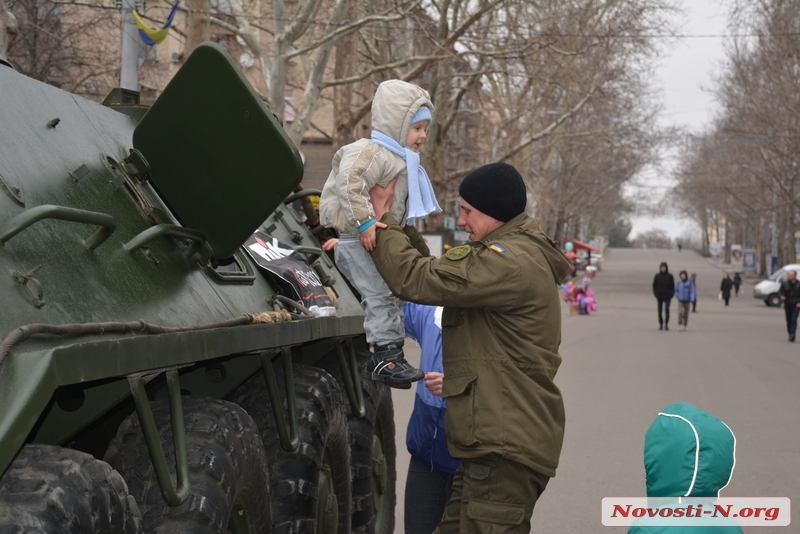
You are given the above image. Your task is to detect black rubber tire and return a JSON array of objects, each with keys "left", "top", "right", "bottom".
[
  {"left": 370, "top": 379, "right": 397, "bottom": 534},
  {"left": 0, "top": 444, "right": 142, "bottom": 533},
  {"left": 767, "top": 293, "right": 781, "bottom": 307},
  {"left": 318, "top": 349, "right": 397, "bottom": 534},
  {"left": 104, "top": 396, "right": 270, "bottom": 534},
  {"left": 231, "top": 364, "right": 351, "bottom": 534}
]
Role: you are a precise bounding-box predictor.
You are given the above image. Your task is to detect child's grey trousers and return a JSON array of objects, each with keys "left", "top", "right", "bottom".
[{"left": 334, "top": 239, "right": 405, "bottom": 346}]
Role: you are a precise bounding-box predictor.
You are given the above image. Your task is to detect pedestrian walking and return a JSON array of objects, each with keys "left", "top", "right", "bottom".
[
  {"left": 733, "top": 272, "right": 742, "bottom": 296},
  {"left": 652, "top": 262, "right": 675, "bottom": 330},
  {"left": 369, "top": 162, "right": 573, "bottom": 534},
  {"left": 674, "top": 271, "right": 695, "bottom": 331},
  {"left": 779, "top": 270, "right": 800, "bottom": 342},
  {"left": 719, "top": 273, "right": 733, "bottom": 306},
  {"left": 690, "top": 273, "right": 698, "bottom": 312}
]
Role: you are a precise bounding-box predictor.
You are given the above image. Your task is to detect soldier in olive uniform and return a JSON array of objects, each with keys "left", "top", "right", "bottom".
[{"left": 369, "top": 162, "right": 573, "bottom": 534}]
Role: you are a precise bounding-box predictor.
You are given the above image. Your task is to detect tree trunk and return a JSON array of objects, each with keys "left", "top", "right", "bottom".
[
  {"left": 269, "top": 41, "right": 289, "bottom": 118},
  {"left": 332, "top": 2, "right": 359, "bottom": 151},
  {"left": 183, "top": 0, "right": 210, "bottom": 59},
  {"left": 0, "top": 0, "right": 18, "bottom": 57},
  {"left": 723, "top": 218, "right": 731, "bottom": 264},
  {"left": 758, "top": 215, "right": 767, "bottom": 275},
  {"left": 787, "top": 181, "right": 796, "bottom": 264},
  {"left": 780, "top": 202, "right": 795, "bottom": 266},
  {"left": 423, "top": 127, "right": 448, "bottom": 232},
  {"left": 287, "top": 0, "right": 348, "bottom": 148}
]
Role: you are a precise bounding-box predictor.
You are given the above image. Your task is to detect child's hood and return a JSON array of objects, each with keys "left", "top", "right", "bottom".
[
  {"left": 644, "top": 402, "right": 736, "bottom": 498},
  {"left": 371, "top": 80, "right": 434, "bottom": 147}
]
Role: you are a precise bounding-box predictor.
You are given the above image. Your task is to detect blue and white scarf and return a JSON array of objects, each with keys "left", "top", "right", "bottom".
[{"left": 370, "top": 130, "right": 442, "bottom": 225}]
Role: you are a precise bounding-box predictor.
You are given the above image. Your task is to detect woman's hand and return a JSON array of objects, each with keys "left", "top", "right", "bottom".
[
  {"left": 321, "top": 238, "right": 339, "bottom": 251},
  {"left": 424, "top": 372, "right": 443, "bottom": 397}
]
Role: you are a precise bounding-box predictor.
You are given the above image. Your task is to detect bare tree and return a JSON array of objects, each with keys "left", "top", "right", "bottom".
[
  {"left": 183, "top": 0, "right": 209, "bottom": 58},
  {"left": 477, "top": 0, "right": 675, "bottom": 239},
  {"left": 634, "top": 228, "right": 672, "bottom": 249},
  {"left": 5, "top": 0, "right": 118, "bottom": 96},
  {"left": 673, "top": 0, "right": 800, "bottom": 268},
  {"left": 10, "top": 0, "right": 678, "bottom": 243},
  {"left": 0, "top": 0, "right": 18, "bottom": 56},
  {"left": 222, "top": 0, "right": 422, "bottom": 147}
]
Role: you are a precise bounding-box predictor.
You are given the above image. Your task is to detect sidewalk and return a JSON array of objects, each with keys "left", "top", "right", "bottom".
[{"left": 703, "top": 255, "right": 763, "bottom": 281}]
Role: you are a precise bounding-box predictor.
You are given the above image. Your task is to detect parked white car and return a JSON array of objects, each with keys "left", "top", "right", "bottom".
[{"left": 753, "top": 264, "right": 800, "bottom": 306}]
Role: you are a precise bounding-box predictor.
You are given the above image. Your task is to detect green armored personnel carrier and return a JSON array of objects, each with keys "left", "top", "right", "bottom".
[{"left": 0, "top": 43, "right": 395, "bottom": 534}]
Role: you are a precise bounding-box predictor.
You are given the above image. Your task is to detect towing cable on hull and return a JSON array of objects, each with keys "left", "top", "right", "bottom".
[{"left": 0, "top": 310, "right": 299, "bottom": 368}]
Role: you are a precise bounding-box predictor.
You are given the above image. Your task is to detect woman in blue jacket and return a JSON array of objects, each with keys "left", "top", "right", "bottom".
[
  {"left": 674, "top": 270, "right": 696, "bottom": 332},
  {"left": 403, "top": 302, "right": 460, "bottom": 534}
]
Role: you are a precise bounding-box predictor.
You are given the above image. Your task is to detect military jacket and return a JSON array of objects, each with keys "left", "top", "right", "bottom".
[{"left": 371, "top": 213, "right": 573, "bottom": 476}]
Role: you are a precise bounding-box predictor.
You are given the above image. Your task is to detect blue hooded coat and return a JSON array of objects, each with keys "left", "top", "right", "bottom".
[
  {"left": 403, "top": 302, "right": 460, "bottom": 474},
  {"left": 675, "top": 279, "right": 696, "bottom": 303}
]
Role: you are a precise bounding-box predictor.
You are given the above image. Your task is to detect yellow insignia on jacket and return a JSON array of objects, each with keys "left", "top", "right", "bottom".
[
  {"left": 489, "top": 243, "right": 507, "bottom": 253},
  {"left": 445, "top": 244, "right": 472, "bottom": 261}
]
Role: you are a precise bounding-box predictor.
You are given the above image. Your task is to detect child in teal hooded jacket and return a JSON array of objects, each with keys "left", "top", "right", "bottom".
[{"left": 628, "top": 402, "right": 743, "bottom": 534}]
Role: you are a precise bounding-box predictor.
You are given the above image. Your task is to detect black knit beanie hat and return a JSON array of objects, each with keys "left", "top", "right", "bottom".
[{"left": 458, "top": 162, "right": 527, "bottom": 222}]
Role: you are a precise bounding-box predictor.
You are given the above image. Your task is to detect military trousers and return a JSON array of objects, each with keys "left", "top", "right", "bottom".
[{"left": 434, "top": 453, "right": 550, "bottom": 534}]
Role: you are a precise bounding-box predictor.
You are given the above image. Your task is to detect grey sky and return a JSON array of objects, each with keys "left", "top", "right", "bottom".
[{"left": 628, "top": 0, "right": 729, "bottom": 241}]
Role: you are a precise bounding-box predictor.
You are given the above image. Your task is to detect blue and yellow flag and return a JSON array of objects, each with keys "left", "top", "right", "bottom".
[{"left": 133, "top": 0, "right": 179, "bottom": 46}]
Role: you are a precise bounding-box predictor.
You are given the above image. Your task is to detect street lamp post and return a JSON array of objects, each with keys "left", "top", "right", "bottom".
[{"left": 119, "top": 0, "right": 139, "bottom": 91}]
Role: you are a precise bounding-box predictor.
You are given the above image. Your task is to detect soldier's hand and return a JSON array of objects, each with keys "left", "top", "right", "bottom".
[
  {"left": 369, "top": 176, "right": 399, "bottom": 220},
  {"left": 424, "top": 372, "right": 443, "bottom": 397}
]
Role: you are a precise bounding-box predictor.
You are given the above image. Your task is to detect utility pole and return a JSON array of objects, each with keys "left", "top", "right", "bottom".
[{"left": 119, "top": 0, "right": 139, "bottom": 91}]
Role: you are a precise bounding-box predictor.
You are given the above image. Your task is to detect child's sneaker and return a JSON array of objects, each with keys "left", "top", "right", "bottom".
[{"left": 364, "top": 341, "right": 424, "bottom": 389}]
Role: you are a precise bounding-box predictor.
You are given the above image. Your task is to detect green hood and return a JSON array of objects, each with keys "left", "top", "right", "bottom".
[
  {"left": 516, "top": 216, "right": 574, "bottom": 285},
  {"left": 644, "top": 402, "right": 736, "bottom": 498}
]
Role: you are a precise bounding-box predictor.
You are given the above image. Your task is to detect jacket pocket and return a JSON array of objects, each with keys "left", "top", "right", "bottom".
[
  {"left": 441, "top": 308, "right": 464, "bottom": 328},
  {"left": 467, "top": 499, "right": 525, "bottom": 526},
  {"left": 442, "top": 373, "right": 478, "bottom": 447}
]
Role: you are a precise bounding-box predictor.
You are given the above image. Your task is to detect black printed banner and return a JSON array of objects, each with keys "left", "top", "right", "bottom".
[{"left": 243, "top": 231, "right": 336, "bottom": 317}]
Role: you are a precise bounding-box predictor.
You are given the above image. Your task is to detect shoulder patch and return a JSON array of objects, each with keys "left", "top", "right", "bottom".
[
  {"left": 489, "top": 243, "right": 507, "bottom": 253},
  {"left": 445, "top": 244, "right": 472, "bottom": 261}
]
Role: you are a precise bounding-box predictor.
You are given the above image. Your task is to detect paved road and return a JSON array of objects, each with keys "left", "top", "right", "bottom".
[{"left": 392, "top": 248, "right": 800, "bottom": 533}]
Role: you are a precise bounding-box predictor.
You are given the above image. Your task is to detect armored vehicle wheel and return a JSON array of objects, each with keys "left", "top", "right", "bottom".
[
  {"left": 105, "top": 396, "right": 270, "bottom": 534},
  {"left": 232, "top": 364, "right": 351, "bottom": 534},
  {"left": 0, "top": 444, "right": 142, "bottom": 533},
  {"left": 319, "top": 349, "right": 397, "bottom": 534},
  {"left": 370, "top": 383, "right": 396, "bottom": 534}
]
